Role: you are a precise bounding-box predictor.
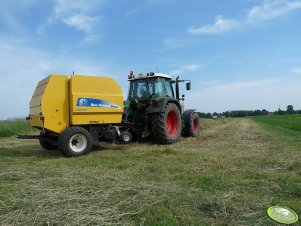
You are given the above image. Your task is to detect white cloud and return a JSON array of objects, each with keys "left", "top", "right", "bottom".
[
  {"left": 188, "top": 16, "right": 239, "bottom": 34},
  {"left": 169, "top": 69, "right": 183, "bottom": 76},
  {"left": 170, "top": 64, "right": 204, "bottom": 75},
  {"left": 247, "top": 0, "right": 301, "bottom": 22},
  {"left": 163, "top": 38, "right": 188, "bottom": 50},
  {"left": 186, "top": 78, "right": 301, "bottom": 112},
  {"left": 38, "top": 0, "right": 105, "bottom": 43},
  {"left": 62, "top": 14, "right": 101, "bottom": 33},
  {"left": 125, "top": 8, "right": 142, "bottom": 17},
  {"left": 182, "top": 64, "right": 202, "bottom": 71},
  {"left": 54, "top": 0, "right": 104, "bottom": 15},
  {"left": 189, "top": 0, "right": 301, "bottom": 35},
  {"left": 292, "top": 68, "right": 301, "bottom": 74}
]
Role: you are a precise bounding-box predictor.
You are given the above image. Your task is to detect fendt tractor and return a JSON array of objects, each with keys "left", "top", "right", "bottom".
[{"left": 22, "top": 72, "right": 200, "bottom": 157}]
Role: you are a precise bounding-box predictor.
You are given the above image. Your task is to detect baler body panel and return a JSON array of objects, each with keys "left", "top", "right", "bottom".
[
  {"left": 29, "top": 74, "right": 124, "bottom": 134},
  {"left": 69, "top": 75, "right": 123, "bottom": 125},
  {"left": 29, "top": 75, "right": 70, "bottom": 134}
]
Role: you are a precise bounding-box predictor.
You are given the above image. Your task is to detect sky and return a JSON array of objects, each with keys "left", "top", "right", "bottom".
[{"left": 0, "top": 0, "right": 301, "bottom": 119}]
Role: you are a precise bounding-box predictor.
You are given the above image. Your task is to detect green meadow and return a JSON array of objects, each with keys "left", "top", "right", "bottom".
[{"left": 0, "top": 117, "right": 300, "bottom": 225}]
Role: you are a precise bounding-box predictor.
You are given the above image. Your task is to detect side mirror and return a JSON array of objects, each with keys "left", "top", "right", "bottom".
[{"left": 186, "top": 82, "right": 191, "bottom": 90}]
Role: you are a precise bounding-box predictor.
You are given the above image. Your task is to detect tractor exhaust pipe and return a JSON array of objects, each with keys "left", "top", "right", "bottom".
[{"left": 176, "top": 76, "right": 180, "bottom": 100}]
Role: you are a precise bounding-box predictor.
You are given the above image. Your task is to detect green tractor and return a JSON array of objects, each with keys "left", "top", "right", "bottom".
[{"left": 124, "top": 71, "right": 200, "bottom": 143}]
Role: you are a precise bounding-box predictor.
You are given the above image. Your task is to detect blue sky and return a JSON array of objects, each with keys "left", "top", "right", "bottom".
[{"left": 0, "top": 0, "right": 301, "bottom": 119}]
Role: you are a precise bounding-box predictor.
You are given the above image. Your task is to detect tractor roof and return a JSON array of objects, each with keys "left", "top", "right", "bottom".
[{"left": 128, "top": 73, "right": 172, "bottom": 81}]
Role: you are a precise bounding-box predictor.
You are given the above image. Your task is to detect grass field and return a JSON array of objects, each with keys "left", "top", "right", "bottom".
[
  {"left": 250, "top": 114, "right": 301, "bottom": 139},
  {"left": 0, "top": 117, "right": 300, "bottom": 225}
]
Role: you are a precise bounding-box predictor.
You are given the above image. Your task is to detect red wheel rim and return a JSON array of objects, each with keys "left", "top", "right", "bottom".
[
  {"left": 166, "top": 111, "right": 178, "bottom": 137},
  {"left": 193, "top": 118, "right": 199, "bottom": 132}
]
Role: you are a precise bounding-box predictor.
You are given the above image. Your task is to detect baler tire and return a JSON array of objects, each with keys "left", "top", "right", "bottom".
[
  {"left": 58, "top": 126, "right": 93, "bottom": 157},
  {"left": 39, "top": 132, "right": 57, "bottom": 150},
  {"left": 183, "top": 113, "right": 200, "bottom": 137},
  {"left": 151, "top": 103, "right": 181, "bottom": 144},
  {"left": 39, "top": 138, "right": 57, "bottom": 150}
]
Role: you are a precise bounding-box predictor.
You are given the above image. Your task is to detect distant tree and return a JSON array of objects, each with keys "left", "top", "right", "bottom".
[
  {"left": 287, "top": 105, "right": 294, "bottom": 114},
  {"left": 236, "top": 110, "right": 247, "bottom": 117},
  {"left": 254, "top": 110, "right": 262, "bottom": 116},
  {"left": 248, "top": 110, "right": 255, "bottom": 116},
  {"left": 206, "top": 112, "right": 212, "bottom": 118},
  {"left": 277, "top": 108, "right": 284, "bottom": 115},
  {"left": 262, "top": 109, "right": 269, "bottom": 115},
  {"left": 198, "top": 112, "right": 206, "bottom": 118},
  {"left": 223, "top": 111, "right": 231, "bottom": 117}
]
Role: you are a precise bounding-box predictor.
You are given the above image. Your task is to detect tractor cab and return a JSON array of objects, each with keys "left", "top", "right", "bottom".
[
  {"left": 125, "top": 72, "right": 175, "bottom": 130},
  {"left": 127, "top": 72, "right": 174, "bottom": 100}
]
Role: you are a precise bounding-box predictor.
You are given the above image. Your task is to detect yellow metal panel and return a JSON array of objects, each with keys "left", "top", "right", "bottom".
[
  {"left": 72, "top": 113, "right": 122, "bottom": 124},
  {"left": 42, "top": 75, "right": 69, "bottom": 133},
  {"left": 70, "top": 75, "right": 123, "bottom": 125},
  {"left": 30, "top": 74, "right": 69, "bottom": 134}
]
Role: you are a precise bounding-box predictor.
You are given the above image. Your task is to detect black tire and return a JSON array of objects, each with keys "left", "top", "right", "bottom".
[
  {"left": 58, "top": 126, "right": 93, "bottom": 157},
  {"left": 183, "top": 112, "right": 200, "bottom": 137},
  {"left": 151, "top": 103, "right": 181, "bottom": 144},
  {"left": 39, "top": 132, "right": 57, "bottom": 150},
  {"left": 120, "top": 131, "right": 132, "bottom": 144}
]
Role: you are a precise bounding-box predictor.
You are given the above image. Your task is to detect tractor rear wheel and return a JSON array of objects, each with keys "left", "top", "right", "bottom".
[
  {"left": 151, "top": 103, "right": 181, "bottom": 144},
  {"left": 183, "top": 112, "right": 200, "bottom": 137},
  {"left": 58, "top": 126, "right": 93, "bottom": 157}
]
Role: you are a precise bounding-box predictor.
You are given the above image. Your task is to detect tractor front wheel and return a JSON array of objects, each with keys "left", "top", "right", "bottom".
[
  {"left": 151, "top": 103, "right": 181, "bottom": 144},
  {"left": 58, "top": 126, "right": 93, "bottom": 157},
  {"left": 120, "top": 131, "right": 132, "bottom": 144}
]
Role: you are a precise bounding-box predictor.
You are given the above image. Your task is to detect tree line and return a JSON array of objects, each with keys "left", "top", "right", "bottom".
[{"left": 199, "top": 105, "right": 301, "bottom": 118}]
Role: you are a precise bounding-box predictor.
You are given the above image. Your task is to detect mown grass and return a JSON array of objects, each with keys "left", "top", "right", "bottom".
[
  {"left": 0, "top": 118, "right": 300, "bottom": 225},
  {"left": 250, "top": 114, "right": 301, "bottom": 139},
  {"left": 0, "top": 118, "right": 37, "bottom": 138}
]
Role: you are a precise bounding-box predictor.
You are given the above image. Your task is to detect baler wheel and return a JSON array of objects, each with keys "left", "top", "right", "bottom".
[
  {"left": 151, "top": 103, "right": 181, "bottom": 144},
  {"left": 39, "top": 138, "right": 57, "bottom": 150},
  {"left": 39, "top": 132, "right": 57, "bottom": 150},
  {"left": 58, "top": 126, "right": 93, "bottom": 157}
]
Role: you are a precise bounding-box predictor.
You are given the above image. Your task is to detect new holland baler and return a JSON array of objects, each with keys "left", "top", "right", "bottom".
[{"left": 28, "top": 74, "right": 124, "bottom": 156}]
